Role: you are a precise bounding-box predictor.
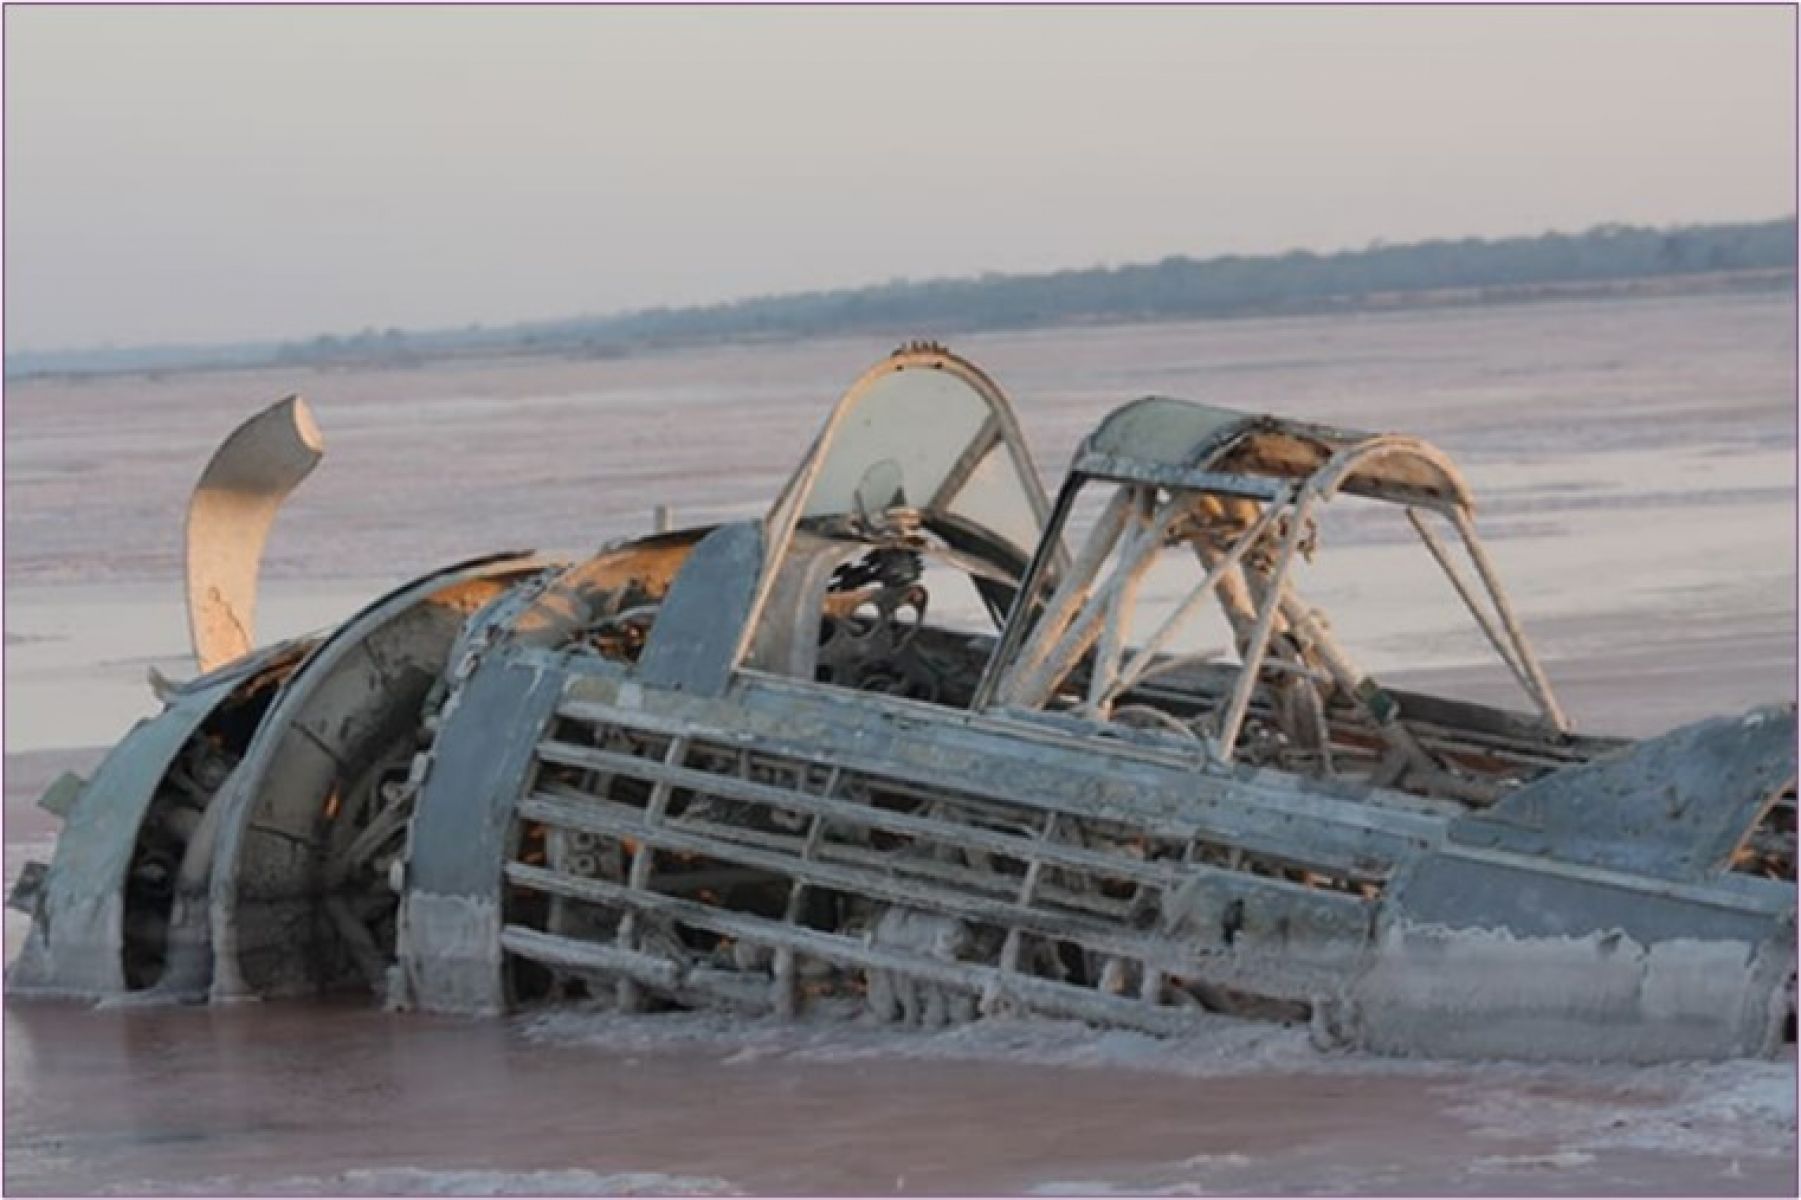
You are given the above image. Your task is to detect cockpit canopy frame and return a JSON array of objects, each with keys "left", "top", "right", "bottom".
[{"left": 975, "top": 396, "right": 1568, "bottom": 790}]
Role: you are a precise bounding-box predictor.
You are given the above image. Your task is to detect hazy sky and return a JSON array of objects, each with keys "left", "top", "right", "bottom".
[{"left": 5, "top": 4, "right": 1794, "bottom": 352}]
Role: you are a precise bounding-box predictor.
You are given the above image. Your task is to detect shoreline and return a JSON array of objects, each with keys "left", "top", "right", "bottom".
[{"left": 7, "top": 264, "right": 1792, "bottom": 387}]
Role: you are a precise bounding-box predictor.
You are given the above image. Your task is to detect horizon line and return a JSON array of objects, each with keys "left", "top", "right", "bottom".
[{"left": 7, "top": 210, "right": 1796, "bottom": 366}]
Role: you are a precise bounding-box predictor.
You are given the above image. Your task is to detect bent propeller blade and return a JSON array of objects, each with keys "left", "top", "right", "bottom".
[{"left": 183, "top": 394, "right": 324, "bottom": 673}]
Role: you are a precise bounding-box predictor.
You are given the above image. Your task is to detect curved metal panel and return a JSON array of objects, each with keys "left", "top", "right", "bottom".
[
  {"left": 394, "top": 655, "right": 566, "bottom": 1015},
  {"left": 6, "top": 640, "right": 306, "bottom": 998},
  {"left": 185, "top": 395, "right": 324, "bottom": 673},
  {"left": 638, "top": 521, "right": 764, "bottom": 697},
  {"left": 205, "top": 553, "right": 552, "bottom": 1000},
  {"left": 1076, "top": 396, "right": 1260, "bottom": 473},
  {"left": 1453, "top": 704, "right": 1797, "bottom": 879},
  {"left": 1073, "top": 396, "right": 1473, "bottom": 510}
]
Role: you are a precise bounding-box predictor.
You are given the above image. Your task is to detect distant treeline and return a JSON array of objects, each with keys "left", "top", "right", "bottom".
[{"left": 9, "top": 217, "right": 1795, "bottom": 378}]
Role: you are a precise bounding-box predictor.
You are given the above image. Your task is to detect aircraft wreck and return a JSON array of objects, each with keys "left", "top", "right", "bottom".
[{"left": 9, "top": 344, "right": 1795, "bottom": 1063}]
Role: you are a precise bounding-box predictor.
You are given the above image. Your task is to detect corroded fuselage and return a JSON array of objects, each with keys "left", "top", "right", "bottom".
[{"left": 9, "top": 346, "right": 1795, "bottom": 1064}]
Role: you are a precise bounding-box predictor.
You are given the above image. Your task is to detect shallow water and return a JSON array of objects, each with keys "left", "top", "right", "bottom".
[
  {"left": 4, "top": 291, "right": 1797, "bottom": 1194},
  {"left": 4, "top": 1000, "right": 1795, "bottom": 1196},
  {"left": 5, "top": 290, "right": 1794, "bottom": 752}
]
